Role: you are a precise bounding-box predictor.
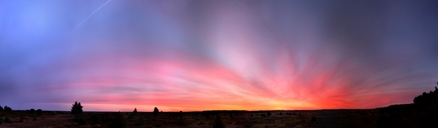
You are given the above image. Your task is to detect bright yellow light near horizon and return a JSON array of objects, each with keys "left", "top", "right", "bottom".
[{"left": 266, "top": 99, "right": 319, "bottom": 110}]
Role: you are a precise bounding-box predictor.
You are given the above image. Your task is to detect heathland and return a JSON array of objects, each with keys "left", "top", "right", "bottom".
[{"left": 1, "top": 83, "right": 437, "bottom": 128}]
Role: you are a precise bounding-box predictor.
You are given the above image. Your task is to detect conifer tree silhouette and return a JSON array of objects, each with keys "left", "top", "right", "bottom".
[
  {"left": 133, "top": 108, "right": 137, "bottom": 115},
  {"left": 71, "top": 101, "right": 83, "bottom": 114},
  {"left": 153, "top": 107, "right": 159, "bottom": 117}
]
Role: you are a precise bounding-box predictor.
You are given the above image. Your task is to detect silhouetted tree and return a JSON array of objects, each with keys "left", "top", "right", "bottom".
[
  {"left": 133, "top": 108, "right": 137, "bottom": 114},
  {"left": 71, "top": 101, "right": 83, "bottom": 114},
  {"left": 435, "top": 82, "right": 438, "bottom": 92},
  {"left": 267, "top": 112, "right": 272, "bottom": 117},
  {"left": 4, "top": 106, "right": 12, "bottom": 112},
  {"left": 30, "top": 108, "right": 36, "bottom": 113},
  {"left": 0, "top": 105, "right": 3, "bottom": 112},
  {"left": 409, "top": 82, "right": 438, "bottom": 127},
  {"left": 36, "top": 109, "right": 43, "bottom": 115},
  {"left": 153, "top": 107, "right": 159, "bottom": 117}
]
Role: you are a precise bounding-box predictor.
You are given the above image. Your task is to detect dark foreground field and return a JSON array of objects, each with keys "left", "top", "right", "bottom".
[{"left": 0, "top": 105, "right": 437, "bottom": 128}]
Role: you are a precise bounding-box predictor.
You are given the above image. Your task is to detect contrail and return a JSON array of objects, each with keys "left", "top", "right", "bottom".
[{"left": 69, "top": 0, "right": 113, "bottom": 36}]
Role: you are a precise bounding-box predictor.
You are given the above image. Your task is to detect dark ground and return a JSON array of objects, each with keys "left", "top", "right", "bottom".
[{"left": 0, "top": 104, "right": 437, "bottom": 128}]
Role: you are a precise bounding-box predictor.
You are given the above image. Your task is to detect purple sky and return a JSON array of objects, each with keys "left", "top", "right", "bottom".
[{"left": 1, "top": 0, "right": 438, "bottom": 111}]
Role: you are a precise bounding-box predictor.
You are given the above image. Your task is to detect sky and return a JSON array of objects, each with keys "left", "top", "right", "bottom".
[{"left": 1, "top": 0, "right": 438, "bottom": 112}]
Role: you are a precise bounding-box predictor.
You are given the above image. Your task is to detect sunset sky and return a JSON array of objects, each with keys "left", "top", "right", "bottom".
[{"left": 1, "top": 0, "right": 438, "bottom": 112}]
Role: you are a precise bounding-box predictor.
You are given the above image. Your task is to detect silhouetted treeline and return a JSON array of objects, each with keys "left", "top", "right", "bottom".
[
  {"left": 378, "top": 82, "right": 438, "bottom": 127},
  {"left": 413, "top": 83, "right": 438, "bottom": 106},
  {"left": 1, "top": 106, "right": 12, "bottom": 112}
]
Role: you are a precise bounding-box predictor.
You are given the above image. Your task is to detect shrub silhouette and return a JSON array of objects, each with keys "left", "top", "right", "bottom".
[
  {"left": 4, "top": 106, "right": 12, "bottom": 112},
  {"left": 133, "top": 108, "right": 137, "bottom": 114},
  {"left": 409, "top": 82, "right": 438, "bottom": 127},
  {"left": 153, "top": 107, "right": 159, "bottom": 117},
  {"left": 36, "top": 109, "right": 42, "bottom": 115},
  {"left": 71, "top": 101, "right": 83, "bottom": 114},
  {"left": 267, "top": 112, "right": 271, "bottom": 117},
  {"left": 413, "top": 83, "right": 438, "bottom": 106},
  {"left": 30, "top": 108, "right": 35, "bottom": 113}
]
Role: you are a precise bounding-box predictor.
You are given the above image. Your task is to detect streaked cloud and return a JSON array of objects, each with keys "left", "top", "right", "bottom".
[{"left": 1, "top": 0, "right": 437, "bottom": 111}]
